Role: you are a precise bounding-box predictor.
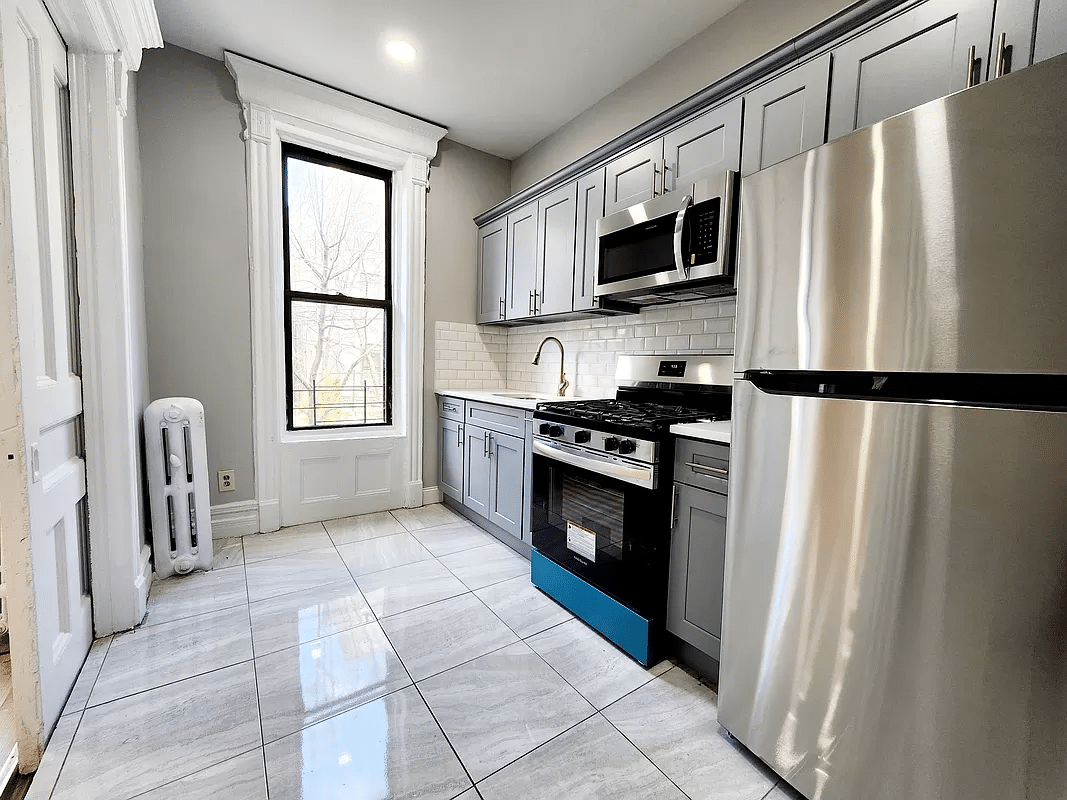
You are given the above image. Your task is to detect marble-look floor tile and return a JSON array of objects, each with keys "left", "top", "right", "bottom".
[
  {"left": 438, "top": 543, "right": 529, "bottom": 591},
  {"left": 474, "top": 576, "right": 572, "bottom": 639},
  {"left": 409, "top": 522, "right": 497, "bottom": 557},
  {"left": 212, "top": 538, "right": 246, "bottom": 570},
  {"left": 390, "top": 503, "right": 463, "bottom": 531},
  {"left": 455, "top": 790, "right": 482, "bottom": 800},
  {"left": 419, "top": 641, "right": 594, "bottom": 781},
  {"left": 323, "top": 511, "right": 405, "bottom": 545},
  {"left": 381, "top": 593, "right": 518, "bottom": 681},
  {"left": 245, "top": 549, "right": 353, "bottom": 603},
  {"left": 526, "top": 618, "right": 670, "bottom": 709},
  {"left": 145, "top": 566, "right": 248, "bottom": 627},
  {"left": 335, "top": 532, "right": 432, "bottom": 577},
  {"left": 355, "top": 558, "right": 468, "bottom": 618},
  {"left": 90, "top": 606, "right": 252, "bottom": 706},
  {"left": 255, "top": 622, "right": 411, "bottom": 743},
  {"left": 602, "top": 667, "right": 777, "bottom": 800},
  {"left": 478, "top": 714, "right": 685, "bottom": 800},
  {"left": 62, "top": 636, "right": 112, "bottom": 716},
  {"left": 766, "top": 781, "right": 805, "bottom": 799},
  {"left": 264, "top": 685, "right": 470, "bottom": 800},
  {"left": 24, "top": 711, "right": 80, "bottom": 800},
  {"left": 136, "top": 750, "right": 267, "bottom": 800},
  {"left": 51, "top": 662, "right": 261, "bottom": 800},
  {"left": 249, "top": 580, "right": 375, "bottom": 657},
  {"left": 243, "top": 523, "right": 332, "bottom": 564}
]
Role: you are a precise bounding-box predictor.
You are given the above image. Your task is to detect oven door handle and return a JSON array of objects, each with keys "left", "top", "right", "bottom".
[
  {"left": 673, "top": 194, "right": 694, "bottom": 281},
  {"left": 533, "top": 438, "right": 656, "bottom": 490}
]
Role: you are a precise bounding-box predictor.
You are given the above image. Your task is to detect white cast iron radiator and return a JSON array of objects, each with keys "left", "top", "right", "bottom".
[{"left": 145, "top": 398, "right": 213, "bottom": 577}]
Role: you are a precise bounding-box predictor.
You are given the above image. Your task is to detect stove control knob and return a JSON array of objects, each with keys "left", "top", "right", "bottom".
[
  {"left": 574, "top": 430, "right": 591, "bottom": 444},
  {"left": 549, "top": 425, "right": 565, "bottom": 438},
  {"left": 604, "top": 437, "right": 620, "bottom": 451},
  {"left": 618, "top": 439, "right": 638, "bottom": 455},
  {"left": 538, "top": 423, "right": 552, "bottom": 435}
]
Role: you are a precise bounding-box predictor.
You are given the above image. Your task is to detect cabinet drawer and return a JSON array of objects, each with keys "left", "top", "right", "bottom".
[
  {"left": 674, "top": 437, "right": 730, "bottom": 493},
  {"left": 438, "top": 396, "right": 465, "bottom": 422},
  {"left": 466, "top": 401, "right": 527, "bottom": 438}
]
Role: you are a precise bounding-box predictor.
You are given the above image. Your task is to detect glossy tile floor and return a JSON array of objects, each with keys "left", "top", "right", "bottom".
[{"left": 28, "top": 504, "right": 799, "bottom": 800}]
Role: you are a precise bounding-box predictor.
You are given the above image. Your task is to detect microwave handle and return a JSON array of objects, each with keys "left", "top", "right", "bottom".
[{"left": 673, "top": 194, "right": 694, "bottom": 280}]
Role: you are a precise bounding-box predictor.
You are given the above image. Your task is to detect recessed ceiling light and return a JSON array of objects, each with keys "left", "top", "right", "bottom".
[{"left": 385, "top": 39, "right": 417, "bottom": 64}]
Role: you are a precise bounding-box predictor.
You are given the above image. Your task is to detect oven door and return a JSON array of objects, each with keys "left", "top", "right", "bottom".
[{"left": 530, "top": 439, "right": 671, "bottom": 620}]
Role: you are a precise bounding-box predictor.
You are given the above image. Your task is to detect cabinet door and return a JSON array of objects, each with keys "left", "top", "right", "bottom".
[
  {"left": 604, "top": 138, "right": 664, "bottom": 216},
  {"left": 666, "top": 483, "right": 727, "bottom": 659},
  {"left": 987, "top": 0, "right": 1037, "bottom": 78},
  {"left": 440, "top": 417, "right": 464, "bottom": 501},
  {"left": 573, "top": 169, "right": 605, "bottom": 312},
  {"left": 505, "top": 202, "right": 538, "bottom": 320},
  {"left": 463, "top": 425, "right": 491, "bottom": 518},
  {"left": 1034, "top": 0, "right": 1067, "bottom": 63},
  {"left": 476, "top": 219, "right": 507, "bottom": 324},
  {"left": 488, "top": 432, "right": 525, "bottom": 538},
  {"left": 663, "top": 97, "right": 742, "bottom": 193},
  {"left": 536, "top": 182, "right": 578, "bottom": 316},
  {"left": 742, "top": 54, "right": 831, "bottom": 177},
  {"left": 827, "top": 0, "right": 996, "bottom": 141}
]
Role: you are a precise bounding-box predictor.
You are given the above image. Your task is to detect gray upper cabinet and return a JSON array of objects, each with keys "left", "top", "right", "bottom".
[
  {"left": 827, "top": 0, "right": 996, "bottom": 141},
  {"left": 741, "top": 54, "right": 831, "bottom": 177},
  {"left": 573, "top": 169, "right": 605, "bottom": 312},
  {"left": 488, "top": 432, "right": 525, "bottom": 538},
  {"left": 988, "top": 0, "right": 1037, "bottom": 78},
  {"left": 663, "top": 97, "right": 743, "bottom": 193},
  {"left": 1034, "top": 0, "right": 1067, "bottom": 63},
  {"left": 505, "top": 202, "right": 538, "bottom": 320},
  {"left": 439, "top": 416, "right": 464, "bottom": 501},
  {"left": 604, "top": 139, "right": 664, "bottom": 215},
  {"left": 476, "top": 218, "right": 507, "bottom": 324},
  {"left": 535, "top": 182, "right": 578, "bottom": 316}
]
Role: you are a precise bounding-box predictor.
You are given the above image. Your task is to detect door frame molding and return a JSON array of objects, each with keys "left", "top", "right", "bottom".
[{"left": 225, "top": 53, "right": 446, "bottom": 531}]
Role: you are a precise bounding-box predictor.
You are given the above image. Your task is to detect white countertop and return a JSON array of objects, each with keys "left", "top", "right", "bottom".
[
  {"left": 435, "top": 389, "right": 554, "bottom": 412},
  {"left": 670, "top": 421, "right": 732, "bottom": 445}
]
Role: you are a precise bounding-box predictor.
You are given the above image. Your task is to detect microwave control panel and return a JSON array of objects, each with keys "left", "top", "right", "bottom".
[{"left": 687, "top": 197, "right": 721, "bottom": 266}]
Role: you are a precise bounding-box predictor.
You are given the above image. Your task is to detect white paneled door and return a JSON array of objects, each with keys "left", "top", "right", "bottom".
[{"left": 0, "top": 0, "right": 93, "bottom": 766}]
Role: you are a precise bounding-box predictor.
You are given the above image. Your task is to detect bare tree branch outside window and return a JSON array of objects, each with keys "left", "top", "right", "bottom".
[{"left": 282, "top": 146, "right": 391, "bottom": 428}]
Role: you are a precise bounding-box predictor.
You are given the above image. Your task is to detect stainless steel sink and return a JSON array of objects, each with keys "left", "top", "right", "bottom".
[{"left": 492, "top": 392, "right": 542, "bottom": 400}]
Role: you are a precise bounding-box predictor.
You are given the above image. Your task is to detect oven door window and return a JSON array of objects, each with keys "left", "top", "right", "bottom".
[
  {"left": 530, "top": 454, "right": 668, "bottom": 618},
  {"left": 598, "top": 214, "right": 676, "bottom": 285}
]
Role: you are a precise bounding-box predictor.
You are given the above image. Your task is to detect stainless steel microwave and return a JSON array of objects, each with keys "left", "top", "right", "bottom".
[{"left": 593, "top": 170, "right": 738, "bottom": 304}]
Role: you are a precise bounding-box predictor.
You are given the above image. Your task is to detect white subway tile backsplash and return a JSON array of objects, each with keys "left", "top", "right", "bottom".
[{"left": 703, "top": 317, "right": 733, "bottom": 335}]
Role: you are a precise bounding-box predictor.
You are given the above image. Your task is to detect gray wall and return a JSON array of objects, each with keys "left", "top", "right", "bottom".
[
  {"left": 424, "top": 140, "right": 512, "bottom": 491},
  {"left": 138, "top": 45, "right": 255, "bottom": 506},
  {"left": 511, "top": 0, "right": 853, "bottom": 192}
]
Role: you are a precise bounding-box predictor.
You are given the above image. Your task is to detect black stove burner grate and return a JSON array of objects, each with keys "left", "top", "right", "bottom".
[{"left": 536, "top": 399, "right": 727, "bottom": 432}]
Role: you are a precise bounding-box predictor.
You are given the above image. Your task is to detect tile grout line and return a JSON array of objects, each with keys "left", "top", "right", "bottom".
[
  {"left": 42, "top": 708, "right": 84, "bottom": 800},
  {"left": 120, "top": 746, "right": 266, "bottom": 800},
  {"left": 242, "top": 551, "right": 272, "bottom": 800}
]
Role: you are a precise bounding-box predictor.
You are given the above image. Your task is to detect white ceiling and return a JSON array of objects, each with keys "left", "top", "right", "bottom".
[{"left": 152, "top": 0, "right": 745, "bottom": 159}]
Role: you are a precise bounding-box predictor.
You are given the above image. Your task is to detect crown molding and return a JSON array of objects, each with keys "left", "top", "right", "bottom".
[{"left": 45, "top": 0, "right": 162, "bottom": 69}]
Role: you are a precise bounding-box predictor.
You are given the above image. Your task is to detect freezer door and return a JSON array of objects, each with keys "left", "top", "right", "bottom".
[
  {"left": 734, "top": 53, "right": 1067, "bottom": 375},
  {"left": 720, "top": 379, "right": 1067, "bottom": 799}
]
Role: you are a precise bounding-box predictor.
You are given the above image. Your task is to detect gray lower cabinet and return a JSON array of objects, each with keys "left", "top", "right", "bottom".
[
  {"left": 476, "top": 218, "right": 507, "bottom": 324},
  {"left": 463, "top": 424, "right": 492, "bottom": 517},
  {"left": 439, "top": 416, "right": 464, "bottom": 501},
  {"left": 572, "top": 169, "right": 605, "bottom": 312},
  {"left": 663, "top": 97, "right": 742, "bottom": 192},
  {"left": 604, "top": 139, "right": 663, "bottom": 216},
  {"left": 505, "top": 202, "right": 538, "bottom": 320},
  {"left": 827, "top": 0, "right": 996, "bottom": 141},
  {"left": 742, "top": 54, "right": 831, "bottom": 177},
  {"left": 1034, "top": 0, "right": 1067, "bottom": 63},
  {"left": 535, "top": 182, "right": 578, "bottom": 316},
  {"left": 667, "top": 482, "right": 727, "bottom": 660},
  {"left": 487, "top": 431, "right": 525, "bottom": 537}
]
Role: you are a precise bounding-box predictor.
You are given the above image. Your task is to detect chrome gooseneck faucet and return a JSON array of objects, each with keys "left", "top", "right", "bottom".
[{"left": 533, "top": 336, "right": 569, "bottom": 397}]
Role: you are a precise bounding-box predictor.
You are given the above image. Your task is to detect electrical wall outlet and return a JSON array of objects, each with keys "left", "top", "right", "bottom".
[{"left": 217, "top": 469, "right": 235, "bottom": 493}]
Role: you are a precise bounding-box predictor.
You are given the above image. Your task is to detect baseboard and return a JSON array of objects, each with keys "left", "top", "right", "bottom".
[
  {"left": 210, "top": 500, "right": 261, "bottom": 538},
  {"left": 422, "top": 485, "right": 442, "bottom": 505}
]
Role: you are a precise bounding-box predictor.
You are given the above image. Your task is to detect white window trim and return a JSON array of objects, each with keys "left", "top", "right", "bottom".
[{"left": 226, "top": 53, "right": 446, "bottom": 532}]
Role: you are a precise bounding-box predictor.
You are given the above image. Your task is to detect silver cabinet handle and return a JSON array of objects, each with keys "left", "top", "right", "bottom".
[
  {"left": 533, "top": 290, "right": 540, "bottom": 314},
  {"left": 685, "top": 461, "right": 728, "bottom": 477},
  {"left": 994, "top": 32, "right": 1008, "bottom": 79},
  {"left": 650, "top": 162, "right": 659, "bottom": 198},
  {"left": 671, "top": 485, "right": 679, "bottom": 525},
  {"left": 457, "top": 424, "right": 463, "bottom": 448},
  {"left": 499, "top": 297, "right": 504, "bottom": 319},
  {"left": 965, "top": 45, "right": 981, "bottom": 88},
  {"left": 488, "top": 434, "right": 493, "bottom": 459},
  {"left": 661, "top": 158, "right": 669, "bottom": 194},
  {"left": 442, "top": 403, "right": 458, "bottom": 413}
]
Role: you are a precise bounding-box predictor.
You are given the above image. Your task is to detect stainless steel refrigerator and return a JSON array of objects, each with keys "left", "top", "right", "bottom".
[{"left": 720, "top": 53, "right": 1067, "bottom": 800}]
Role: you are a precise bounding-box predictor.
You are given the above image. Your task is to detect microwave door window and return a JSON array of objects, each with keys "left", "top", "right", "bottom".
[{"left": 599, "top": 214, "right": 676, "bottom": 284}]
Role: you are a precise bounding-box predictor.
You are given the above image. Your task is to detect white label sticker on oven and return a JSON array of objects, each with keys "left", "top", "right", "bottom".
[{"left": 566, "top": 522, "right": 596, "bottom": 562}]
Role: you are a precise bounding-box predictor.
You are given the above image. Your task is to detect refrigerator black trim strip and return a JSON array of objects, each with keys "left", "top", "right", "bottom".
[{"left": 745, "top": 370, "right": 1067, "bottom": 413}]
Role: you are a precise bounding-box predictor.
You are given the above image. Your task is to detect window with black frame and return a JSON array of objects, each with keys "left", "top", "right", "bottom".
[{"left": 282, "top": 144, "right": 392, "bottom": 429}]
